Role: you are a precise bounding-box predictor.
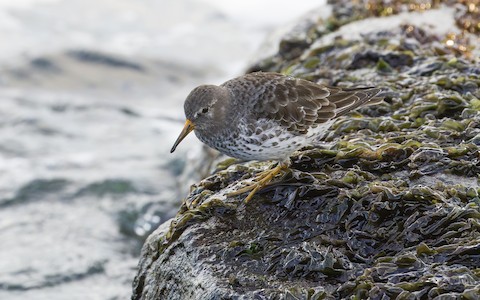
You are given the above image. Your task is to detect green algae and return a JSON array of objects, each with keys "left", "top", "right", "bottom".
[
  {"left": 303, "top": 57, "right": 321, "bottom": 69},
  {"left": 214, "top": 157, "right": 237, "bottom": 171},
  {"left": 376, "top": 58, "right": 394, "bottom": 73}
]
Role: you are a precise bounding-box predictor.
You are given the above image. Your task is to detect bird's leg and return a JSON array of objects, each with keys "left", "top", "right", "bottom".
[
  {"left": 230, "top": 164, "right": 281, "bottom": 195},
  {"left": 251, "top": 166, "right": 278, "bottom": 180},
  {"left": 228, "top": 160, "right": 289, "bottom": 203}
]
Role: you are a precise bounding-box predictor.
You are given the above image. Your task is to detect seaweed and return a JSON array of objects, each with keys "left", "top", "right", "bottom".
[{"left": 132, "top": 2, "right": 480, "bottom": 299}]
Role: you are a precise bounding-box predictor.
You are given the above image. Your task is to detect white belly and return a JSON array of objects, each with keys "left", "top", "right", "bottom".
[{"left": 214, "top": 119, "right": 334, "bottom": 161}]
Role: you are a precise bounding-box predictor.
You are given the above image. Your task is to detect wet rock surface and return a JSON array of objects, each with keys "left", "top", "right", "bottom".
[{"left": 133, "top": 2, "right": 480, "bottom": 299}]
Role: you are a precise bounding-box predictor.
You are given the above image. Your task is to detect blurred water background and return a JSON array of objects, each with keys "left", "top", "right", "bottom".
[{"left": 0, "top": 0, "right": 323, "bottom": 299}]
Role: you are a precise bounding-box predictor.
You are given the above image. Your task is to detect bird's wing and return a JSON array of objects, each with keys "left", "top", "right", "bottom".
[{"left": 248, "top": 73, "right": 382, "bottom": 134}]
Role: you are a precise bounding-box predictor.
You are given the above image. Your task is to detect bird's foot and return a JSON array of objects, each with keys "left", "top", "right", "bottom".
[{"left": 228, "top": 162, "right": 288, "bottom": 203}]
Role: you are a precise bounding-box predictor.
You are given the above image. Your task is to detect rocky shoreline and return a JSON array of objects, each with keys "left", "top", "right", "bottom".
[{"left": 132, "top": 2, "right": 480, "bottom": 299}]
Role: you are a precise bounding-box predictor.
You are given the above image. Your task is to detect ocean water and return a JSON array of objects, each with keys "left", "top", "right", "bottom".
[{"left": 0, "top": 0, "right": 324, "bottom": 299}]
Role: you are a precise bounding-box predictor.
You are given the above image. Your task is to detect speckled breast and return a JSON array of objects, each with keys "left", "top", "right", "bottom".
[{"left": 196, "top": 118, "right": 317, "bottom": 161}]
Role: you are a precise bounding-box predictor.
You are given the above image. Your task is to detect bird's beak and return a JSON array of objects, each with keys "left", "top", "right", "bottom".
[{"left": 170, "top": 119, "right": 195, "bottom": 153}]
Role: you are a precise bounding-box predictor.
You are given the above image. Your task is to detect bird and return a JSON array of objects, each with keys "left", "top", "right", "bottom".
[{"left": 170, "top": 72, "right": 383, "bottom": 203}]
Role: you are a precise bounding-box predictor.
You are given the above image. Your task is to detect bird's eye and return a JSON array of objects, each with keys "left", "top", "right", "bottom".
[{"left": 201, "top": 107, "right": 209, "bottom": 114}]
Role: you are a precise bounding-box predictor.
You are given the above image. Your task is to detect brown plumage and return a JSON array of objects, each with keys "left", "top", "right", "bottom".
[{"left": 222, "top": 72, "right": 382, "bottom": 135}]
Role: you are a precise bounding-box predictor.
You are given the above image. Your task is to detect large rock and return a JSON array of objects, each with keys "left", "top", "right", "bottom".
[{"left": 132, "top": 2, "right": 480, "bottom": 299}]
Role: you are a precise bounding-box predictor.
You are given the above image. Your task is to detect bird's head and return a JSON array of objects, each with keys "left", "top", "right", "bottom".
[{"left": 170, "top": 85, "right": 230, "bottom": 153}]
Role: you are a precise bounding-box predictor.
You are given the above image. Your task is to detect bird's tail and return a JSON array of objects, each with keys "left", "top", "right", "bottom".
[{"left": 332, "top": 87, "right": 385, "bottom": 117}]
